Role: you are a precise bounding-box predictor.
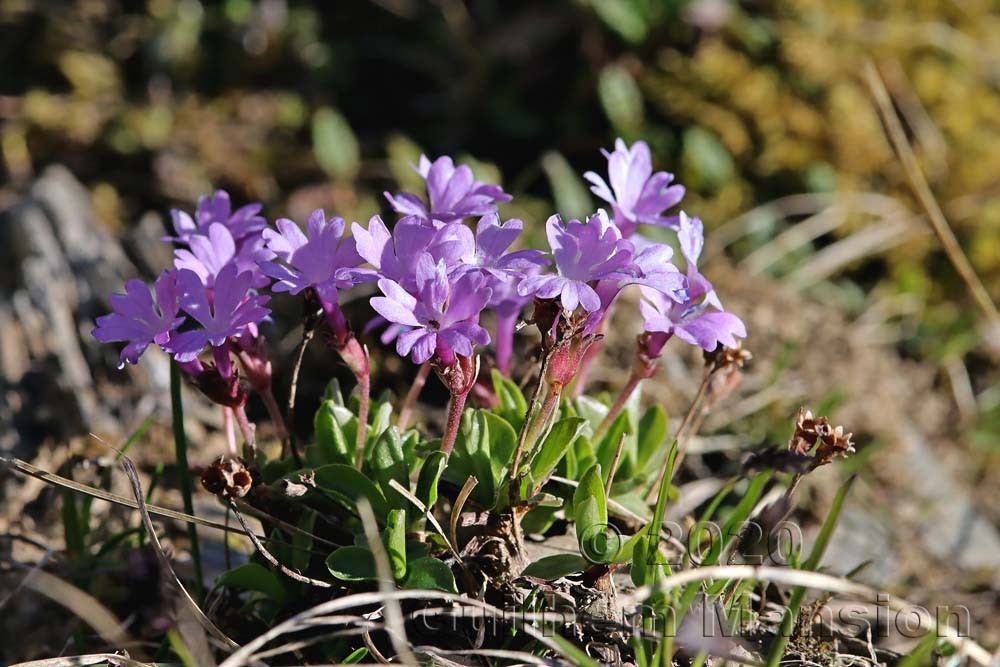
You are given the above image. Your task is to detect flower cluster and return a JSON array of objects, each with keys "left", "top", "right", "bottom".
[{"left": 93, "top": 141, "right": 745, "bottom": 454}]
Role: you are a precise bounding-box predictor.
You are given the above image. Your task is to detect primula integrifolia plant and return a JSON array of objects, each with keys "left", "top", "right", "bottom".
[{"left": 93, "top": 140, "right": 746, "bottom": 466}]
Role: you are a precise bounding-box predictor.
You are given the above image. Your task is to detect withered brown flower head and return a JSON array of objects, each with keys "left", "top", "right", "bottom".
[
  {"left": 814, "top": 424, "right": 855, "bottom": 467},
  {"left": 201, "top": 456, "right": 253, "bottom": 498},
  {"left": 789, "top": 409, "right": 855, "bottom": 466}
]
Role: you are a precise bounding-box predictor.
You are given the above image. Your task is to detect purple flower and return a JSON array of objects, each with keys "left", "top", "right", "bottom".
[
  {"left": 173, "top": 222, "right": 269, "bottom": 289},
  {"left": 92, "top": 270, "right": 184, "bottom": 368},
  {"left": 352, "top": 216, "right": 438, "bottom": 291},
  {"left": 449, "top": 214, "right": 548, "bottom": 283},
  {"left": 370, "top": 253, "right": 491, "bottom": 364},
  {"left": 168, "top": 264, "right": 271, "bottom": 363},
  {"left": 639, "top": 213, "right": 746, "bottom": 351},
  {"left": 584, "top": 139, "right": 685, "bottom": 236},
  {"left": 166, "top": 190, "right": 267, "bottom": 243},
  {"left": 517, "top": 211, "right": 634, "bottom": 313},
  {"left": 261, "top": 209, "right": 361, "bottom": 304},
  {"left": 488, "top": 264, "right": 538, "bottom": 375},
  {"left": 384, "top": 155, "right": 512, "bottom": 226}
]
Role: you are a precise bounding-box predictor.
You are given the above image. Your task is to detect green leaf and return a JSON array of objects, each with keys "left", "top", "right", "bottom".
[
  {"left": 402, "top": 557, "right": 458, "bottom": 593},
  {"left": 529, "top": 417, "right": 587, "bottom": 489},
  {"left": 595, "top": 409, "right": 632, "bottom": 479},
  {"left": 767, "top": 476, "right": 856, "bottom": 667},
  {"left": 630, "top": 535, "right": 650, "bottom": 587},
  {"left": 371, "top": 427, "right": 410, "bottom": 511},
  {"left": 326, "top": 546, "right": 377, "bottom": 582},
  {"left": 384, "top": 509, "right": 407, "bottom": 581},
  {"left": 311, "top": 464, "right": 389, "bottom": 519},
  {"left": 574, "top": 395, "right": 608, "bottom": 434},
  {"left": 313, "top": 399, "right": 352, "bottom": 465},
  {"left": 483, "top": 411, "right": 517, "bottom": 482},
  {"left": 415, "top": 451, "right": 448, "bottom": 511},
  {"left": 541, "top": 151, "right": 592, "bottom": 220},
  {"left": 521, "top": 554, "right": 589, "bottom": 580},
  {"left": 635, "top": 405, "right": 668, "bottom": 474},
  {"left": 574, "top": 464, "right": 620, "bottom": 563},
  {"left": 369, "top": 397, "right": 394, "bottom": 443},
  {"left": 683, "top": 126, "right": 735, "bottom": 190},
  {"left": 446, "top": 410, "right": 496, "bottom": 506},
  {"left": 324, "top": 377, "right": 346, "bottom": 406},
  {"left": 598, "top": 63, "right": 643, "bottom": 132},
  {"left": 344, "top": 647, "right": 370, "bottom": 664},
  {"left": 491, "top": 369, "right": 527, "bottom": 431},
  {"left": 218, "top": 563, "right": 288, "bottom": 604},
  {"left": 312, "top": 106, "right": 360, "bottom": 180}
]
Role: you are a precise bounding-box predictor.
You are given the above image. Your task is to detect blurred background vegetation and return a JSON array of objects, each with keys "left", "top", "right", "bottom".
[
  {"left": 5, "top": 0, "right": 1000, "bottom": 654},
  {"left": 7, "top": 0, "right": 1000, "bottom": 442}
]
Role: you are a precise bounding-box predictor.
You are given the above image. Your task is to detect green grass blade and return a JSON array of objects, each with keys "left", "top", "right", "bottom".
[
  {"left": 766, "top": 475, "right": 856, "bottom": 667},
  {"left": 171, "top": 361, "right": 204, "bottom": 599}
]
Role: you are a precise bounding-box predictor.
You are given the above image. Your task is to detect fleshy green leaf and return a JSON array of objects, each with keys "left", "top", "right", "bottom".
[
  {"left": 415, "top": 451, "right": 448, "bottom": 511},
  {"left": 521, "top": 554, "right": 589, "bottom": 580},
  {"left": 636, "top": 405, "right": 668, "bottom": 474},
  {"left": 344, "top": 648, "right": 369, "bottom": 664},
  {"left": 313, "top": 399, "right": 352, "bottom": 465},
  {"left": 401, "top": 557, "right": 458, "bottom": 593},
  {"left": 384, "top": 509, "right": 407, "bottom": 581},
  {"left": 371, "top": 427, "right": 410, "bottom": 511},
  {"left": 326, "top": 546, "right": 377, "bottom": 582},
  {"left": 529, "top": 417, "right": 587, "bottom": 490},
  {"left": 491, "top": 369, "right": 527, "bottom": 431},
  {"left": 574, "top": 464, "right": 620, "bottom": 563},
  {"left": 311, "top": 464, "right": 389, "bottom": 519},
  {"left": 219, "top": 563, "right": 288, "bottom": 604}
]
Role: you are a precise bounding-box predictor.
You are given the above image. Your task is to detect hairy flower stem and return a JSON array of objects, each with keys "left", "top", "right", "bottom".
[
  {"left": 397, "top": 362, "right": 431, "bottom": 430},
  {"left": 509, "top": 353, "right": 550, "bottom": 482},
  {"left": 645, "top": 369, "right": 715, "bottom": 504},
  {"left": 223, "top": 407, "right": 237, "bottom": 455},
  {"left": 234, "top": 405, "right": 257, "bottom": 464},
  {"left": 520, "top": 383, "right": 562, "bottom": 462},
  {"left": 354, "top": 368, "right": 370, "bottom": 469},
  {"left": 440, "top": 388, "right": 471, "bottom": 455}
]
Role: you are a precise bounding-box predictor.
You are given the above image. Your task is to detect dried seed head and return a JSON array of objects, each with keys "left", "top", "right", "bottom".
[
  {"left": 201, "top": 456, "right": 253, "bottom": 498},
  {"left": 789, "top": 408, "right": 855, "bottom": 467},
  {"left": 814, "top": 425, "right": 855, "bottom": 467},
  {"left": 705, "top": 342, "right": 752, "bottom": 373}
]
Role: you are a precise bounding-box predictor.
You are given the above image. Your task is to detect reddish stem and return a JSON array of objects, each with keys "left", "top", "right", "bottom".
[
  {"left": 259, "top": 385, "right": 289, "bottom": 455},
  {"left": 354, "top": 367, "right": 370, "bottom": 469},
  {"left": 440, "top": 388, "right": 471, "bottom": 455},
  {"left": 223, "top": 406, "right": 237, "bottom": 455},
  {"left": 234, "top": 405, "right": 257, "bottom": 463},
  {"left": 593, "top": 370, "right": 644, "bottom": 442},
  {"left": 397, "top": 362, "right": 431, "bottom": 430}
]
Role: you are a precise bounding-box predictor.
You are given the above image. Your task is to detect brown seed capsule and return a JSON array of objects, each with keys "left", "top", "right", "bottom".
[
  {"left": 814, "top": 424, "right": 855, "bottom": 467},
  {"left": 705, "top": 342, "right": 752, "bottom": 373},
  {"left": 788, "top": 409, "right": 855, "bottom": 467},
  {"left": 201, "top": 456, "right": 253, "bottom": 498}
]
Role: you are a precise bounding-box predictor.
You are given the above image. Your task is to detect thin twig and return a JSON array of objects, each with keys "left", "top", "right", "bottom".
[
  {"left": 645, "top": 369, "right": 714, "bottom": 504},
  {"left": 865, "top": 61, "right": 1000, "bottom": 328},
  {"left": 228, "top": 500, "right": 332, "bottom": 588},
  {"left": 605, "top": 432, "right": 628, "bottom": 496},
  {"left": 287, "top": 317, "right": 318, "bottom": 465}
]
